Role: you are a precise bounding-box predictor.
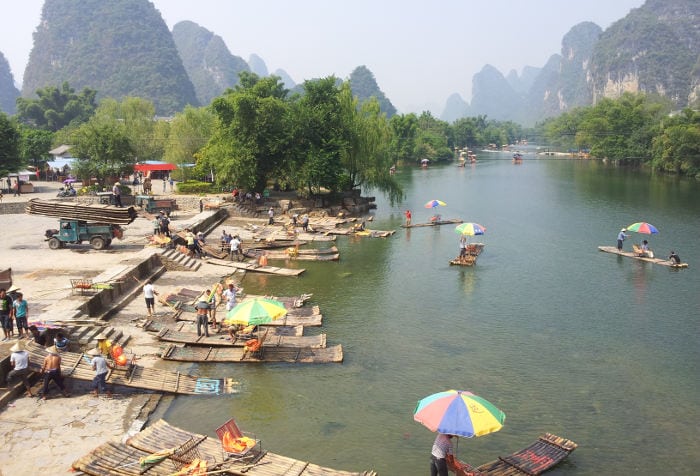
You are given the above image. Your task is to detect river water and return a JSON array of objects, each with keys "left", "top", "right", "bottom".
[{"left": 165, "top": 153, "right": 700, "bottom": 475}]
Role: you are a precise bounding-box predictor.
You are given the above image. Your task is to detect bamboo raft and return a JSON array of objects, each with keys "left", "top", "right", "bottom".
[
  {"left": 25, "top": 198, "right": 138, "bottom": 225},
  {"left": 598, "top": 246, "right": 689, "bottom": 268},
  {"left": 161, "top": 343, "right": 343, "bottom": 363},
  {"left": 171, "top": 308, "right": 323, "bottom": 327},
  {"left": 155, "top": 327, "right": 327, "bottom": 349},
  {"left": 246, "top": 249, "right": 340, "bottom": 261},
  {"left": 352, "top": 229, "right": 395, "bottom": 238},
  {"left": 449, "top": 433, "right": 577, "bottom": 476},
  {"left": 24, "top": 341, "right": 239, "bottom": 395},
  {"left": 205, "top": 257, "right": 306, "bottom": 275},
  {"left": 450, "top": 243, "right": 485, "bottom": 266},
  {"left": 73, "top": 419, "right": 377, "bottom": 476},
  {"left": 401, "top": 218, "right": 464, "bottom": 228},
  {"left": 142, "top": 319, "right": 305, "bottom": 337}
]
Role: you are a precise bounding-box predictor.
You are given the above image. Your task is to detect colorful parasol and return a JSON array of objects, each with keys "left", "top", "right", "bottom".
[
  {"left": 455, "top": 223, "right": 486, "bottom": 236},
  {"left": 224, "top": 298, "right": 287, "bottom": 326},
  {"left": 414, "top": 389, "right": 505, "bottom": 438},
  {"left": 424, "top": 199, "right": 447, "bottom": 209},
  {"left": 626, "top": 222, "right": 659, "bottom": 234}
]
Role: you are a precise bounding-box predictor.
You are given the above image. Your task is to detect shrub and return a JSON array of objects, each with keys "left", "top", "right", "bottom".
[{"left": 175, "top": 180, "right": 213, "bottom": 194}]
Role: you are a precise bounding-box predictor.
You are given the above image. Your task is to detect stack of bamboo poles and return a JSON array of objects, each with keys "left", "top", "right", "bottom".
[{"left": 26, "top": 198, "right": 138, "bottom": 225}]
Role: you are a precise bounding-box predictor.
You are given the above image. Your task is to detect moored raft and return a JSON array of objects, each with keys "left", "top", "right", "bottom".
[
  {"left": 161, "top": 343, "right": 343, "bottom": 363},
  {"left": 72, "top": 419, "right": 377, "bottom": 476},
  {"left": 245, "top": 248, "right": 340, "bottom": 261},
  {"left": 598, "top": 246, "right": 689, "bottom": 268},
  {"left": 24, "top": 341, "right": 239, "bottom": 395},
  {"left": 205, "top": 257, "right": 306, "bottom": 275},
  {"left": 142, "top": 319, "right": 304, "bottom": 337},
  {"left": 155, "top": 327, "right": 327, "bottom": 349},
  {"left": 449, "top": 432, "right": 577, "bottom": 476},
  {"left": 401, "top": 218, "right": 464, "bottom": 228}
]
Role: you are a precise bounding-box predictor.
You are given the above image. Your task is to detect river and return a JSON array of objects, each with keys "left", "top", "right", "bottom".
[{"left": 165, "top": 153, "right": 700, "bottom": 475}]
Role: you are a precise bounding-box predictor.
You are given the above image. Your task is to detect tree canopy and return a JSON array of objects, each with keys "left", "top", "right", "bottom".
[
  {"left": 16, "top": 82, "right": 97, "bottom": 132},
  {"left": 0, "top": 112, "right": 21, "bottom": 177}
]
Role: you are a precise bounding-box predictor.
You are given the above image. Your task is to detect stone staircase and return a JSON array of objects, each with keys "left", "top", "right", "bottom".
[
  {"left": 159, "top": 248, "right": 202, "bottom": 271},
  {"left": 227, "top": 201, "right": 261, "bottom": 218}
]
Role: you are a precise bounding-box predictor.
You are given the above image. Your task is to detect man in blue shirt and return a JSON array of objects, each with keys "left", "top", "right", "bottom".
[{"left": 617, "top": 228, "right": 629, "bottom": 251}]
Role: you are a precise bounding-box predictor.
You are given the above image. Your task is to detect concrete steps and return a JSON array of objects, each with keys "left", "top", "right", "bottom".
[{"left": 160, "top": 248, "right": 202, "bottom": 271}]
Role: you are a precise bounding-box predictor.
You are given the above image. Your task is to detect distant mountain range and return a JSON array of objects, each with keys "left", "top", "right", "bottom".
[
  {"left": 1, "top": 0, "right": 697, "bottom": 124},
  {"left": 441, "top": 0, "right": 700, "bottom": 125}
]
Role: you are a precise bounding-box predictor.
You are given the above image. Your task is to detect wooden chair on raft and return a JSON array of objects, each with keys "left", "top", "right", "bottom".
[{"left": 215, "top": 417, "right": 262, "bottom": 463}]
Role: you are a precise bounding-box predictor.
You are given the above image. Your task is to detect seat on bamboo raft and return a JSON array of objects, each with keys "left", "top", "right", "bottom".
[
  {"left": 215, "top": 417, "right": 261, "bottom": 462},
  {"left": 448, "top": 433, "right": 577, "bottom": 476}
]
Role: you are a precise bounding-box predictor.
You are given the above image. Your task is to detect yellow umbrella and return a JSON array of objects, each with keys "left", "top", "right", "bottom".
[{"left": 224, "top": 298, "right": 287, "bottom": 326}]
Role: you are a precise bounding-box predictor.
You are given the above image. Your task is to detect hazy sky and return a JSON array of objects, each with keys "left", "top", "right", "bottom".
[{"left": 1, "top": 0, "right": 645, "bottom": 115}]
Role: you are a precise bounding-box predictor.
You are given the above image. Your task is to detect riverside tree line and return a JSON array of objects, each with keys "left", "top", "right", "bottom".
[{"left": 2, "top": 75, "right": 699, "bottom": 201}]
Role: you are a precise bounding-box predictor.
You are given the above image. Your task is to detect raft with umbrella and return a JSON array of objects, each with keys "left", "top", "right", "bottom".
[
  {"left": 154, "top": 326, "right": 327, "bottom": 349},
  {"left": 450, "top": 223, "right": 486, "bottom": 266},
  {"left": 401, "top": 218, "right": 463, "bottom": 228}
]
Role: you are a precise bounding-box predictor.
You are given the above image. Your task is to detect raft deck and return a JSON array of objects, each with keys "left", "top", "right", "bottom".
[
  {"left": 155, "top": 327, "right": 326, "bottom": 349},
  {"left": 25, "top": 342, "right": 239, "bottom": 395},
  {"left": 450, "top": 433, "right": 577, "bottom": 476},
  {"left": 142, "top": 319, "right": 304, "bottom": 337},
  {"left": 161, "top": 343, "right": 343, "bottom": 363},
  {"left": 205, "top": 257, "right": 305, "bottom": 275},
  {"left": 598, "top": 246, "right": 689, "bottom": 268},
  {"left": 401, "top": 218, "right": 464, "bottom": 228},
  {"left": 73, "top": 419, "right": 377, "bottom": 476}
]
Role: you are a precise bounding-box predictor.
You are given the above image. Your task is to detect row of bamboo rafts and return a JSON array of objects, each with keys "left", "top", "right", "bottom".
[
  {"left": 448, "top": 433, "right": 577, "bottom": 476},
  {"left": 73, "top": 419, "right": 378, "bottom": 476},
  {"left": 154, "top": 326, "right": 327, "bottom": 349},
  {"left": 401, "top": 218, "right": 464, "bottom": 228},
  {"left": 163, "top": 288, "right": 317, "bottom": 312},
  {"left": 161, "top": 343, "right": 343, "bottom": 363},
  {"left": 597, "top": 246, "right": 689, "bottom": 268},
  {"left": 25, "top": 198, "right": 138, "bottom": 225},
  {"left": 23, "top": 341, "right": 240, "bottom": 395}
]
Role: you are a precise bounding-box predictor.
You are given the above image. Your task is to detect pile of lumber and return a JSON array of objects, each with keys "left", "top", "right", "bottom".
[{"left": 25, "top": 198, "right": 138, "bottom": 225}]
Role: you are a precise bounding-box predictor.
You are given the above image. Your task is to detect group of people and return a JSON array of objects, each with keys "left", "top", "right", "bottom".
[
  {"left": 1, "top": 288, "right": 29, "bottom": 341},
  {"left": 616, "top": 228, "right": 681, "bottom": 264},
  {"left": 152, "top": 210, "right": 171, "bottom": 237},
  {"left": 184, "top": 228, "right": 206, "bottom": 259}
]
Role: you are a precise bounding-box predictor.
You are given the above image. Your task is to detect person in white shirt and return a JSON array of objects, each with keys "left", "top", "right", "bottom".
[
  {"left": 143, "top": 281, "right": 158, "bottom": 316},
  {"left": 230, "top": 235, "right": 242, "bottom": 262},
  {"left": 87, "top": 348, "right": 111, "bottom": 397},
  {"left": 222, "top": 283, "right": 240, "bottom": 311},
  {"left": 430, "top": 433, "right": 454, "bottom": 476},
  {"left": 8, "top": 341, "right": 32, "bottom": 397}
]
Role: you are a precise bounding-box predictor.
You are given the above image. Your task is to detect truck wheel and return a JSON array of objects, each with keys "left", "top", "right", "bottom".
[
  {"left": 90, "top": 236, "right": 106, "bottom": 250},
  {"left": 48, "top": 237, "right": 62, "bottom": 250}
]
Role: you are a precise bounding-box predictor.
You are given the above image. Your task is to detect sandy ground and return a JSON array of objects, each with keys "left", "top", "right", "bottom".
[{"left": 0, "top": 180, "right": 249, "bottom": 474}]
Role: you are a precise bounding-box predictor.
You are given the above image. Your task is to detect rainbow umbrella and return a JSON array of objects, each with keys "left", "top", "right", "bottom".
[
  {"left": 224, "top": 298, "right": 287, "bottom": 326},
  {"left": 455, "top": 223, "right": 486, "bottom": 236},
  {"left": 413, "top": 389, "right": 505, "bottom": 438},
  {"left": 626, "top": 222, "right": 659, "bottom": 234},
  {"left": 424, "top": 199, "right": 447, "bottom": 209}
]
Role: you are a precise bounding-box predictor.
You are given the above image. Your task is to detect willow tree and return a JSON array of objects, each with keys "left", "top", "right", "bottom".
[
  {"left": 339, "top": 83, "right": 402, "bottom": 203},
  {"left": 164, "top": 105, "right": 215, "bottom": 181}
]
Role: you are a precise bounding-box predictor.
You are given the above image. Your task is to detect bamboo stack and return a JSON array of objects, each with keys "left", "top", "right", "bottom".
[
  {"left": 155, "top": 327, "right": 326, "bottom": 348},
  {"left": 161, "top": 343, "right": 343, "bottom": 363},
  {"left": 25, "top": 198, "right": 138, "bottom": 225}
]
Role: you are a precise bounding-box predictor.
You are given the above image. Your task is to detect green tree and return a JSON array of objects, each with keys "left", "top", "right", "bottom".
[
  {"left": 94, "top": 97, "right": 162, "bottom": 162},
  {"left": 18, "top": 126, "right": 54, "bottom": 171},
  {"left": 339, "top": 85, "right": 402, "bottom": 203},
  {"left": 0, "top": 112, "right": 21, "bottom": 177},
  {"left": 164, "top": 105, "right": 215, "bottom": 181},
  {"left": 198, "top": 74, "right": 291, "bottom": 191},
  {"left": 651, "top": 108, "right": 700, "bottom": 176},
  {"left": 70, "top": 118, "right": 135, "bottom": 185},
  {"left": 16, "top": 82, "right": 97, "bottom": 131},
  {"left": 389, "top": 114, "right": 418, "bottom": 165}
]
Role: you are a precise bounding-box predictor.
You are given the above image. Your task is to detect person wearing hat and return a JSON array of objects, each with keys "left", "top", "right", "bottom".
[
  {"left": 41, "top": 346, "right": 70, "bottom": 400},
  {"left": 617, "top": 228, "right": 629, "bottom": 251},
  {"left": 268, "top": 207, "right": 274, "bottom": 225},
  {"left": 87, "top": 348, "right": 111, "bottom": 397},
  {"left": 8, "top": 341, "right": 33, "bottom": 397},
  {"left": 96, "top": 333, "right": 111, "bottom": 355},
  {"left": 195, "top": 290, "right": 212, "bottom": 337}
]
